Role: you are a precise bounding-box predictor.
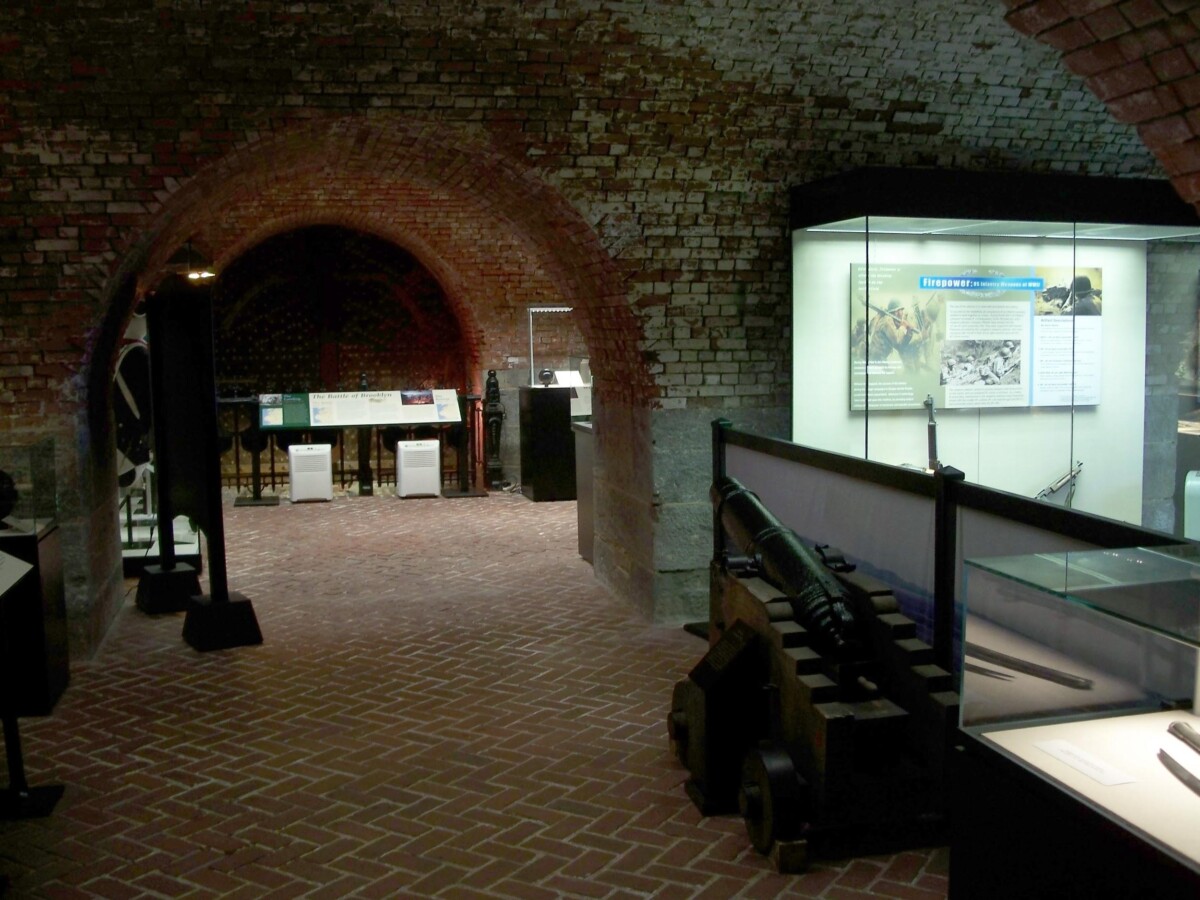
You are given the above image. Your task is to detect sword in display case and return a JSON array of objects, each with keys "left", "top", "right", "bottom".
[
  {"left": 963, "top": 642, "right": 1094, "bottom": 690},
  {"left": 923, "top": 394, "right": 939, "bottom": 472},
  {"left": 1168, "top": 720, "right": 1200, "bottom": 757},
  {"left": 1158, "top": 748, "right": 1200, "bottom": 799}
]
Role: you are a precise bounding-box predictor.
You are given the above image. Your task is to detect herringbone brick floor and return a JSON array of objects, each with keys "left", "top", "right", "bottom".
[{"left": 1, "top": 493, "right": 948, "bottom": 898}]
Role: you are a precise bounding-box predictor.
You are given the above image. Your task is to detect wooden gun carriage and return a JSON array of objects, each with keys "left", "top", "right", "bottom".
[{"left": 668, "top": 476, "right": 959, "bottom": 870}]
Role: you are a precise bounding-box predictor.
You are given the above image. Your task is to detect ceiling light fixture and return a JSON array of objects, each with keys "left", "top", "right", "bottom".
[{"left": 166, "top": 239, "right": 216, "bottom": 281}]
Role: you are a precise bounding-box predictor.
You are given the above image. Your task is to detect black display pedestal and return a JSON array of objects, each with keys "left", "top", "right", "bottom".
[
  {"left": 0, "top": 525, "right": 68, "bottom": 716},
  {"left": 135, "top": 562, "right": 201, "bottom": 614},
  {"left": 950, "top": 735, "right": 1200, "bottom": 899},
  {"left": 0, "top": 524, "right": 67, "bottom": 819},
  {"left": 183, "top": 592, "right": 263, "bottom": 652},
  {"left": 519, "top": 386, "right": 576, "bottom": 502}
]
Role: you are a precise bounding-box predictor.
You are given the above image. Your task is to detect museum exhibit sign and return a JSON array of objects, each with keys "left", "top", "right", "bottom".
[
  {"left": 849, "top": 263, "right": 1102, "bottom": 411},
  {"left": 791, "top": 169, "right": 1200, "bottom": 534},
  {"left": 257, "top": 388, "right": 462, "bottom": 430}
]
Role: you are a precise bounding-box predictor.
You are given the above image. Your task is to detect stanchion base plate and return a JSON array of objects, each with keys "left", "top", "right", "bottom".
[
  {"left": 136, "top": 563, "right": 201, "bottom": 614},
  {"left": 183, "top": 592, "right": 263, "bottom": 652},
  {"left": 0, "top": 784, "right": 64, "bottom": 820},
  {"left": 233, "top": 495, "right": 280, "bottom": 507}
]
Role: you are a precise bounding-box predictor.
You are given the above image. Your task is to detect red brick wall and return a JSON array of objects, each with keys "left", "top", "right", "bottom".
[
  {"left": 1005, "top": 0, "right": 1200, "bottom": 209},
  {"left": 213, "top": 225, "right": 472, "bottom": 395},
  {"left": 131, "top": 119, "right": 635, "bottom": 402}
]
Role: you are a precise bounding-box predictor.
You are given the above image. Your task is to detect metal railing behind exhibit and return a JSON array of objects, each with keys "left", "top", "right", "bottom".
[{"left": 711, "top": 419, "right": 1180, "bottom": 678}]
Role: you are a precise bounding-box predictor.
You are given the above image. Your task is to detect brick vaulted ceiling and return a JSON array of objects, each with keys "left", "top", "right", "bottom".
[
  {"left": 4, "top": 0, "right": 1178, "bottom": 431},
  {"left": 213, "top": 226, "right": 471, "bottom": 395},
  {"left": 1005, "top": 1, "right": 1200, "bottom": 209}
]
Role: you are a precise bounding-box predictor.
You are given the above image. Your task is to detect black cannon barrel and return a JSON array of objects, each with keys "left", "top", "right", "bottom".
[{"left": 712, "top": 476, "right": 861, "bottom": 655}]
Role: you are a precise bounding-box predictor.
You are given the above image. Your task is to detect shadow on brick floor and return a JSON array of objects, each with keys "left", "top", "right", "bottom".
[{"left": 1, "top": 493, "right": 948, "bottom": 898}]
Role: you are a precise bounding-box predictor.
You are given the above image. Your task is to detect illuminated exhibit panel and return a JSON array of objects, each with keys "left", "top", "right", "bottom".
[
  {"left": 792, "top": 206, "right": 1200, "bottom": 529},
  {"left": 794, "top": 227, "right": 1144, "bottom": 508}
]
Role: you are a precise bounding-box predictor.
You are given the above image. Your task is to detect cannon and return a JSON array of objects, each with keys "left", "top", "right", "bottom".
[{"left": 668, "top": 476, "right": 959, "bottom": 871}]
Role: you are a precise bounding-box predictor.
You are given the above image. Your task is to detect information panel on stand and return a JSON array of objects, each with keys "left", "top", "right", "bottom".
[{"left": 257, "top": 389, "right": 462, "bottom": 429}]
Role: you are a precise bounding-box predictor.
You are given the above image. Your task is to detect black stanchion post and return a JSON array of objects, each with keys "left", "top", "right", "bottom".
[
  {"left": 356, "top": 374, "right": 374, "bottom": 496},
  {"left": 933, "top": 465, "right": 965, "bottom": 681},
  {"left": 173, "top": 282, "right": 262, "bottom": 652},
  {"left": 0, "top": 715, "right": 62, "bottom": 819},
  {"left": 135, "top": 287, "right": 202, "bottom": 613},
  {"left": 444, "top": 394, "right": 486, "bottom": 498}
]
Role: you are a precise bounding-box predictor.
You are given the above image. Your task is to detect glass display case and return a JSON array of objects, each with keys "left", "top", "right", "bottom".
[
  {"left": 951, "top": 545, "right": 1200, "bottom": 898},
  {"left": 526, "top": 306, "right": 592, "bottom": 417},
  {"left": 0, "top": 436, "right": 66, "bottom": 718},
  {"left": 790, "top": 169, "right": 1200, "bottom": 538},
  {"left": 0, "top": 436, "right": 57, "bottom": 535}
]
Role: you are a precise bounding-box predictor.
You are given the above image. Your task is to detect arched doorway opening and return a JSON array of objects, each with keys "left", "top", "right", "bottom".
[
  {"left": 214, "top": 225, "right": 472, "bottom": 396},
  {"left": 78, "top": 117, "right": 654, "bottom": 654}
]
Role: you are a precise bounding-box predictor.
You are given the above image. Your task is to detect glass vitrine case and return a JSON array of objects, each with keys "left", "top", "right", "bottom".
[
  {"left": 790, "top": 169, "right": 1200, "bottom": 540},
  {"left": 0, "top": 436, "right": 57, "bottom": 535},
  {"left": 951, "top": 545, "right": 1200, "bottom": 898},
  {"left": 0, "top": 436, "right": 66, "bottom": 718}
]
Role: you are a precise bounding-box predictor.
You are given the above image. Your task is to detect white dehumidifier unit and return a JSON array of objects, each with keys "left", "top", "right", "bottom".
[
  {"left": 288, "top": 444, "right": 333, "bottom": 502},
  {"left": 397, "top": 439, "right": 441, "bottom": 498}
]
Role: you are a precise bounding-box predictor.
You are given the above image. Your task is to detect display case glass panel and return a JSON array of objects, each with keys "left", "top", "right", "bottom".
[
  {"left": 528, "top": 307, "right": 591, "bottom": 417},
  {"left": 960, "top": 546, "right": 1200, "bottom": 872},
  {"left": 792, "top": 185, "right": 1200, "bottom": 536},
  {"left": 0, "top": 436, "right": 57, "bottom": 535}
]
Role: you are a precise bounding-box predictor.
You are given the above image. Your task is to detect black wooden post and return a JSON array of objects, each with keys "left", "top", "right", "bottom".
[{"left": 933, "top": 465, "right": 965, "bottom": 679}]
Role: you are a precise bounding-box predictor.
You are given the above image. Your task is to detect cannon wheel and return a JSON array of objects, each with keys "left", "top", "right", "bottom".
[
  {"left": 739, "top": 743, "right": 808, "bottom": 854},
  {"left": 666, "top": 680, "right": 693, "bottom": 765}
]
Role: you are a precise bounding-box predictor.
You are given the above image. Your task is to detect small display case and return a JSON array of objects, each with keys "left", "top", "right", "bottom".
[
  {"left": 0, "top": 436, "right": 67, "bottom": 718},
  {"left": 951, "top": 546, "right": 1200, "bottom": 899},
  {"left": 0, "top": 436, "right": 57, "bottom": 535}
]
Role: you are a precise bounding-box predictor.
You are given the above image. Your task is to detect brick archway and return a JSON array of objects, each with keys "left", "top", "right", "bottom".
[
  {"left": 111, "top": 116, "right": 653, "bottom": 406},
  {"left": 1004, "top": 1, "right": 1200, "bottom": 213},
  {"left": 77, "top": 115, "right": 660, "bottom": 653}
]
